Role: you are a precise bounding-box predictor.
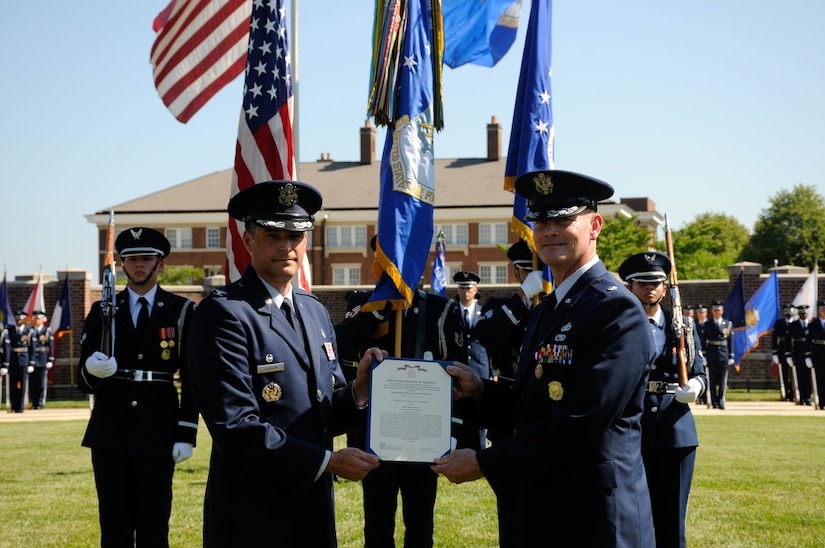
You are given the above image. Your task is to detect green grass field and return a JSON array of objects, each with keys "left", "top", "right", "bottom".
[{"left": 1, "top": 390, "right": 823, "bottom": 547}]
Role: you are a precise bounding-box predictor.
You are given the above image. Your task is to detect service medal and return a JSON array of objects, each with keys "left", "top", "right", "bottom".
[
  {"left": 160, "top": 340, "right": 168, "bottom": 349},
  {"left": 263, "top": 382, "right": 282, "bottom": 402},
  {"left": 548, "top": 381, "right": 563, "bottom": 401},
  {"left": 168, "top": 340, "right": 175, "bottom": 348},
  {"left": 535, "top": 364, "right": 543, "bottom": 379},
  {"left": 161, "top": 349, "right": 171, "bottom": 360}
]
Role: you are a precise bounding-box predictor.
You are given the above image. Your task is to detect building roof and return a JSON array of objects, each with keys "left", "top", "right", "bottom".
[{"left": 96, "top": 158, "right": 531, "bottom": 215}]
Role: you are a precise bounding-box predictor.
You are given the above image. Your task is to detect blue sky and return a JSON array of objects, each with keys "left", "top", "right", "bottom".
[{"left": 2, "top": 1, "right": 823, "bottom": 281}]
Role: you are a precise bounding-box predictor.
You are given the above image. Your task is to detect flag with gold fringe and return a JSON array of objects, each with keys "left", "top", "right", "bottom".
[{"left": 364, "top": 0, "right": 443, "bottom": 311}]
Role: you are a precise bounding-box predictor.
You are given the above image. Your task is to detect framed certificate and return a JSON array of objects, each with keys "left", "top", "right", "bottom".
[{"left": 366, "top": 357, "right": 453, "bottom": 463}]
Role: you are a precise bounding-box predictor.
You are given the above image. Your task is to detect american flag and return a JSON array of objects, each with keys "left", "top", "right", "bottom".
[
  {"left": 150, "top": 0, "right": 253, "bottom": 123},
  {"left": 225, "top": 0, "right": 296, "bottom": 282}
]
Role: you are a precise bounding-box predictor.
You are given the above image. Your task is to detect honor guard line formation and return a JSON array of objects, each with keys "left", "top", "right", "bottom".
[{"left": 3, "top": 169, "right": 820, "bottom": 547}]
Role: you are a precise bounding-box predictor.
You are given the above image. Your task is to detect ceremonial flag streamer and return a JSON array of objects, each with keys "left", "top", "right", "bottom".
[
  {"left": 732, "top": 270, "right": 781, "bottom": 368},
  {"left": 150, "top": 0, "right": 253, "bottom": 123},
  {"left": 225, "top": 0, "right": 297, "bottom": 282},
  {"left": 24, "top": 272, "right": 45, "bottom": 318},
  {"left": 0, "top": 273, "right": 14, "bottom": 328},
  {"left": 431, "top": 231, "right": 447, "bottom": 297},
  {"left": 364, "top": 0, "right": 443, "bottom": 310},
  {"left": 442, "top": 0, "right": 522, "bottom": 68}
]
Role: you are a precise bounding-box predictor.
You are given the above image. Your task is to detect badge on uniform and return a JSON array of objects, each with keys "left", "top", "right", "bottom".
[
  {"left": 159, "top": 327, "right": 177, "bottom": 352},
  {"left": 548, "top": 381, "right": 563, "bottom": 401},
  {"left": 263, "top": 382, "right": 282, "bottom": 402},
  {"left": 324, "top": 341, "right": 336, "bottom": 361}
]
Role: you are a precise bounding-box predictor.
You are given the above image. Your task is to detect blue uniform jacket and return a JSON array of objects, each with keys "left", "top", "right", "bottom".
[
  {"left": 188, "top": 267, "right": 366, "bottom": 548},
  {"left": 703, "top": 318, "right": 733, "bottom": 363},
  {"left": 641, "top": 312, "right": 707, "bottom": 451},
  {"left": 471, "top": 261, "right": 656, "bottom": 547},
  {"left": 77, "top": 288, "right": 197, "bottom": 455}
]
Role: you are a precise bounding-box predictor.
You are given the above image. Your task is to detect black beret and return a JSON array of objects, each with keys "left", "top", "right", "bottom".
[
  {"left": 116, "top": 227, "right": 171, "bottom": 258},
  {"left": 618, "top": 252, "right": 671, "bottom": 283},
  {"left": 514, "top": 169, "right": 614, "bottom": 221},
  {"left": 228, "top": 180, "right": 322, "bottom": 232}
]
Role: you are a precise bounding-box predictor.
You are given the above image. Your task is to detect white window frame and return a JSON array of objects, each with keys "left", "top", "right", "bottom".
[
  {"left": 165, "top": 228, "right": 193, "bottom": 249},
  {"left": 332, "top": 264, "right": 362, "bottom": 285},
  {"left": 478, "top": 222, "right": 508, "bottom": 245},
  {"left": 206, "top": 227, "right": 221, "bottom": 249}
]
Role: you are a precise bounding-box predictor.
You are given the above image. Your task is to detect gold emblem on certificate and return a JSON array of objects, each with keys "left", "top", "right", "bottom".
[
  {"left": 548, "top": 381, "right": 563, "bottom": 401},
  {"left": 263, "top": 382, "right": 282, "bottom": 402}
]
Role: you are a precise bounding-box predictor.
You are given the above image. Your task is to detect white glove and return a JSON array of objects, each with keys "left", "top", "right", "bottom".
[
  {"left": 46, "top": 361, "right": 53, "bottom": 369},
  {"left": 520, "top": 270, "right": 545, "bottom": 300},
  {"left": 727, "top": 359, "right": 734, "bottom": 366},
  {"left": 675, "top": 378, "right": 703, "bottom": 403},
  {"left": 0, "top": 367, "right": 7, "bottom": 376},
  {"left": 85, "top": 352, "right": 118, "bottom": 379},
  {"left": 771, "top": 354, "right": 779, "bottom": 365},
  {"left": 27, "top": 365, "right": 34, "bottom": 374},
  {"left": 806, "top": 357, "right": 814, "bottom": 369},
  {"left": 786, "top": 357, "right": 794, "bottom": 366},
  {"left": 172, "top": 442, "right": 194, "bottom": 464}
]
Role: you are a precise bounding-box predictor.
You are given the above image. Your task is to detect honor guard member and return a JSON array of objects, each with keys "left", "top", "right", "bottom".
[
  {"left": 434, "top": 169, "right": 656, "bottom": 547},
  {"left": 806, "top": 301, "right": 825, "bottom": 409},
  {"left": 188, "top": 181, "right": 382, "bottom": 547},
  {"left": 28, "top": 310, "right": 53, "bottom": 409},
  {"left": 335, "top": 275, "right": 467, "bottom": 547},
  {"left": 5, "top": 311, "right": 34, "bottom": 412},
  {"left": 474, "top": 239, "right": 544, "bottom": 387},
  {"left": 789, "top": 304, "right": 812, "bottom": 405},
  {"left": 619, "top": 252, "right": 707, "bottom": 548},
  {"left": 772, "top": 304, "right": 796, "bottom": 401},
  {"left": 704, "top": 300, "right": 734, "bottom": 409},
  {"left": 77, "top": 227, "right": 198, "bottom": 547},
  {"left": 693, "top": 304, "right": 710, "bottom": 405}
]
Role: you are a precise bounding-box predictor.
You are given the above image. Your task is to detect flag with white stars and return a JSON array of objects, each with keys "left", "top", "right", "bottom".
[
  {"left": 503, "top": 0, "right": 554, "bottom": 251},
  {"left": 151, "top": 0, "right": 253, "bottom": 123},
  {"left": 226, "top": 0, "right": 297, "bottom": 282},
  {"left": 364, "top": 0, "right": 443, "bottom": 311}
]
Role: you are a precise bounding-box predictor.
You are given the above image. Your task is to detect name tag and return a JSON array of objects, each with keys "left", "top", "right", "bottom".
[{"left": 257, "top": 363, "right": 285, "bottom": 374}]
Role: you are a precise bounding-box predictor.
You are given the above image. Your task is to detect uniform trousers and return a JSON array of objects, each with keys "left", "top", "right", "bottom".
[
  {"left": 8, "top": 364, "right": 28, "bottom": 412},
  {"left": 362, "top": 462, "right": 437, "bottom": 548},
  {"left": 643, "top": 446, "right": 696, "bottom": 548},
  {"left": 28, "top": 366, "right": 48, "bottom": 408},
  {"left": 91, "top": 449, "right": 174, "bottom": 547},
  {"left": 708, "top": 360, "right": 729, "bottom": 408}
]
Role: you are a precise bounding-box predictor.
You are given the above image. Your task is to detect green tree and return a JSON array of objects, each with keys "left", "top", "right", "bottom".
[
  {"left": 673, "top": 213, "right": 750, "bottom": 279},
  {"left": 598, "top": 214, "right": 654, "bottom": 272},
  {"left": 158, "top": 265, "right": 205, "bottom": 285},
  {"left": 741, "top": 184, "right": 825, "bottom": 270}
]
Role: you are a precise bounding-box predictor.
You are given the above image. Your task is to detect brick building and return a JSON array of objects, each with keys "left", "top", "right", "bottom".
[{"left": 84, "top": 118, "right": 663, "bottom": 287}]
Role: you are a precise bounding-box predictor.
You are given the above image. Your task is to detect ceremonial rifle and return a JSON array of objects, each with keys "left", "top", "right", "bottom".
[
  {"left": 664, "top": 214, "right": 689, "bottom": 387},
  {"left": 100, "top": 211, "right": 116, "bottom": 357}
]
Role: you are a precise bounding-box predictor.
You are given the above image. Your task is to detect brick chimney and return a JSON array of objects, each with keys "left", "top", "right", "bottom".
[
  {"left": 487, "top": 116, "right": 501, "bottom": 161},
  {"left": 360, "top": 120, "right": 376, "bottom": 165}
]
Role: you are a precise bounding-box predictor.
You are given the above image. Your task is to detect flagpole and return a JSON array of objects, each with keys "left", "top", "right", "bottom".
[{"left": 291, "top": 0, "right": 300, "bottom": 180}]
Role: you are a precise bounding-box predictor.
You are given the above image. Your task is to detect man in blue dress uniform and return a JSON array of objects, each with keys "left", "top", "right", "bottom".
[
  {"left": 188, "top": 180, "right": 384, "bottom": 547},
  {"left": 619, "top": 251, "right": 708, "bottom": 548},
  {"left": 704, "top": 301, "right": 734, "bottom": 409},
  {"left": 789, "top": 304, "right": 812, "bottom": 405},
  {"left": 28, "top": 310, "right": 53, "bottom": 409},
  {"left": 806, "top": 301, "right": 825, "bottom": 409},
  {"left": 772, "top": 304, "right": 796, "bottom": 401},
  {"left": 78, "top": 226, "right": 199, "bottom": 546},
  {"left": 433, "top": 169, "right": 656, "bottom": 547},
  {"left": 5, "top": 311, "right": 33, "bottom": 412}
]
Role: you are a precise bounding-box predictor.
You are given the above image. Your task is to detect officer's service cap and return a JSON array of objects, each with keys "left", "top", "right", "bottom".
[
  {"left": 116, "top": 227, "right": 171, "bottom": 258},
  {"left": 618, "top": 252, "right": 671, "bottom": 283},
  {"left": 33, "top": 310, "right": 46, "bottom": 318},
  {"left": 15, "top": 310, "right": 27, "bottom": 319},
  {"left": 818, "top": 301, "right": 825, "bottom": 308},
  {"left": 229, "top": 180, "right": 322, "bottom": 232},
  {"left": 514, "top": 169, "right": 614, "bottom": 222},
  {"left": 507, "top": 240, "right": 534, "bottom": 270},
  {"left": 711, "top": 300, "right": 725, "bottom": 309},
  {"left": 453, "top": 271, "right": 480, "bottom": 287},
  {"left": 797, "top": 304, "right": 810, "bottom": 311}
]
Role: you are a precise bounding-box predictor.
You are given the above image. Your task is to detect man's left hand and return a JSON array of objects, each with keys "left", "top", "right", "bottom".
[
  {"left": 352, "top": 347, "right": 388, "bottom": 406},
  {"left": 172, "top": 442, "right": 194, "bottom": 464},
  {"left": 432, "top": 448, "right": 483, "bottom": 484}
]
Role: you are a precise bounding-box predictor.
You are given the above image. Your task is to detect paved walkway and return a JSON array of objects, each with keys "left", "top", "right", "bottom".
[{"left": 0, "top": 400, "right": 822, "bottom": 422}]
